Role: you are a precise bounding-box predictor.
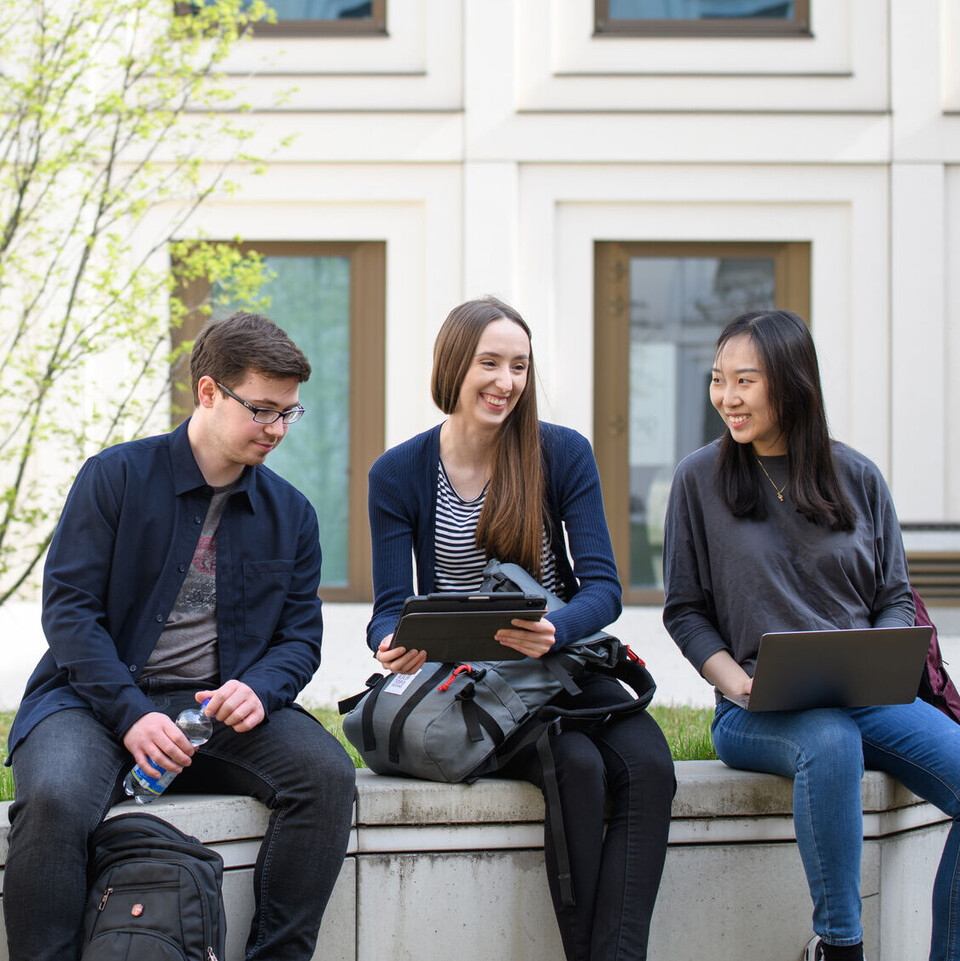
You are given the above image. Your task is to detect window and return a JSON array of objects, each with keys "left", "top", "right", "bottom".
[
  {"left": 595, "top": 0, "right": 810, "bottom": 37},
  {"left": 173, "top": 241, "right": 385, "bottom": 601},
  {"left": 250, "top": 0, "right": 386, "bottom": 36},
  {"left": 594, "top": 241, "right": 810, "bottom": 603}
]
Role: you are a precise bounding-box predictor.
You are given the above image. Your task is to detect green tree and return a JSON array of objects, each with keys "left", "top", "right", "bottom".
[{"left": 0, "top": 0, "right": 276, "bottom": 604}]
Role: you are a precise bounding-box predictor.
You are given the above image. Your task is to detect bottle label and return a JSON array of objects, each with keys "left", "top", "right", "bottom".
[{"left": 130, "top": 763, "right": 166, "bottom": 795}]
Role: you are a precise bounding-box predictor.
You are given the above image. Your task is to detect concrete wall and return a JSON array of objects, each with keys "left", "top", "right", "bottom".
[{"left": 0, "top": 763, "right": 949, "bottom": 961}]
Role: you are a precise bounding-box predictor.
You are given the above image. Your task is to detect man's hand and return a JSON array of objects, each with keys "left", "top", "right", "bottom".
[
  {"left": 196, "top": 680, "right": 265, "bottom": 733},
  {"left": 123, "top": 712, "right": 196, "bottom": 778}
]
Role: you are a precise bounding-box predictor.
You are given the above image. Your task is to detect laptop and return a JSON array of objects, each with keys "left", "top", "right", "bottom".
[{"left": 726, "top": 626, "right": 932, "bottom": 712}]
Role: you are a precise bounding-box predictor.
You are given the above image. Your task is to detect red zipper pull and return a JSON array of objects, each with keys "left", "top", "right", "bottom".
[
  {"left": 97, "top": 887, "right": 113, "bottom": 911},
  {"left": 438, "top": 664, "right": 473, "bottom": 691},
  {"left": 624, "top": 645, "right": 645, "bottom": 666}
]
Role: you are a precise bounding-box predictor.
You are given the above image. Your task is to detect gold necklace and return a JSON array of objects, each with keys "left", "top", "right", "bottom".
[{"left": 756, "top": 456, "right": 787, "bottom": 502}]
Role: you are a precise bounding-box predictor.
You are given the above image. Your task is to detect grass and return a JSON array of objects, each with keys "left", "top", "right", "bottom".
[
  {"left": 0, "top": 710, "right": 12, "bottom": 802},
  {"left": 648, "top": 704, "right": 718, "bottom": 761},
  {"left": 310, "top": 705, "right": 365, "bottom": 769},
  {"left": 0, "top": 703, "right": 715, "bottom": 802}
]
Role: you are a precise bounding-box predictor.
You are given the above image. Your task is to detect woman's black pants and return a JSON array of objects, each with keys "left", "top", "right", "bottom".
[{"left": 495, "top": 673, "right": 676, "bottom": 961}]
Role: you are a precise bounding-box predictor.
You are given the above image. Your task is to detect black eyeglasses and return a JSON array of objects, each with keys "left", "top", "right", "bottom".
[{"left": 216, "top": 382, "right": 305, "bottom": 425}]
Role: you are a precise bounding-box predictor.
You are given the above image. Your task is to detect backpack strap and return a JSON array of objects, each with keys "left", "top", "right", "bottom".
[
  {"left": 538, "top": 651, "right": 585, "bottom": 696},
  {"left": 535, "top": 722, "right": 576, "bottom": 908},
  {"left": 914, "top": 587, "right": 960, "bottom": 725},
  {"left": 387, "top": 664, "right": 453, "bottom": 763},
  {"left": 337, "top": 673, "right": 384, "bottom": 716},
  {"left": 456, "top": 683, "right": 506, "bottom": 746},
  {"left": 532, "top": 646, "right": 657, "bottom": 909},
  {"left": 538, "top": 646, "right": 656, "bottom": 729}
]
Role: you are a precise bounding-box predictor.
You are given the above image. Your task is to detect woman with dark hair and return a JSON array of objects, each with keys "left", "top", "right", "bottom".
[
  {"left": 367, "top": 296, "right": 676, "bottom": 961},
  {"left": 663, "top": 309, "right": 960, "bottom": 961}
]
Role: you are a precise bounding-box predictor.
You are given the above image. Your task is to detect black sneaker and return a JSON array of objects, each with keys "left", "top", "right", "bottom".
[
  {"left": 803, "top": 936, "right": 866, "bottom": 961},
  {"left": 803, "top": 936, "right": 824, "bottom": 961}
]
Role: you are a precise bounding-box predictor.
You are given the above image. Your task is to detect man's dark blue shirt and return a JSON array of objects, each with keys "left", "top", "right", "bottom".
[{"left": 9, "top": 419, "right": 324, "bottom": 758}]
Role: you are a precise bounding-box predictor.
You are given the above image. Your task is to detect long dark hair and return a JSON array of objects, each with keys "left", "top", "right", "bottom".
[
  {"left": 431, "top": 297, "right": 547, "bottom": 576},
  {"left": 714, "top": 309, "right": 856, "bottom": 531}
]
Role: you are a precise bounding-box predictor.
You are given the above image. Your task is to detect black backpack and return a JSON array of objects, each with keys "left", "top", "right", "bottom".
[{"left": 81, "top": 811, "right": 226, "bottom": 961}]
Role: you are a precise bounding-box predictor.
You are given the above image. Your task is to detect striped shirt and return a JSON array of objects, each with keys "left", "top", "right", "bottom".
[{"left": 434, "top": 461, "right": 562, "bottom": 597}]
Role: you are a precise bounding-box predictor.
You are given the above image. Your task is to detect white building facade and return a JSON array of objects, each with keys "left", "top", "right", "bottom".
[{"left": 193, "top": 0, "right": 960, "bottom": 607}]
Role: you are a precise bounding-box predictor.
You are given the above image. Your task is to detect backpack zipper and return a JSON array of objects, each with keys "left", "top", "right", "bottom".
[
  {"left": 97, "top": 887, "right": 114, "bottom": 911},
  {"left": 181, "top": 858, "right": 218, "bottom": 958}
]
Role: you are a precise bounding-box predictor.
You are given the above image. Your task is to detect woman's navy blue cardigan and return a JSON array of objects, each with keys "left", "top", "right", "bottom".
[{"left": 366, "top": 421, "right": 622, "bottom": 652}]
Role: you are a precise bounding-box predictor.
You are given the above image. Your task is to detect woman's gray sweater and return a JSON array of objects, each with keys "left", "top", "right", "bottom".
[{"left": 662, "top": 439, "right": 915, "bottom": 679}]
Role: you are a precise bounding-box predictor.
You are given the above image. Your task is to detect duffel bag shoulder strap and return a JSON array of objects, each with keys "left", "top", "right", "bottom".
[
  {"left": 482, "top": 561, "right": 659, "bottom": 910},
  {"left": 481, "top": 558, "right": 621, "bottom": 650},
  {"left": 481, "top": 558, "right": 564, "bottom": 613},
  {"left": 532, "top": 646, "right": 658, "bottom": 910},
  {"left": 338, "top": 673, "right": 388, "bottom": 752},
  {"left": 539, "top": 645, "right": 657, "bottom": 728}
]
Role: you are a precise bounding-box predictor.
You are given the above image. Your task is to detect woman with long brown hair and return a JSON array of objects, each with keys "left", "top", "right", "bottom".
[{"left": 367, "top": 296, "right": 675, "bottom": 961}]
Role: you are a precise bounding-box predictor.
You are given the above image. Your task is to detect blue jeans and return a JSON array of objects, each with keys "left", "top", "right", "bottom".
[
  {"left": 5, "top": 689, "right": 356, "bottom": 961},
  {"left": 712, "top": 697, "right": 960, "bottom": 959}
]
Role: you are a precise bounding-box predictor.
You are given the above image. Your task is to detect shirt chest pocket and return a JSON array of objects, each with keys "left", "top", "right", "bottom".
[{"left": 242, "top": 559, "right": 296, "bottom": 639}]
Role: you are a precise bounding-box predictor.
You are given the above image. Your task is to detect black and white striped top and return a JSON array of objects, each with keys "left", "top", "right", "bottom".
[{"left": 434, "top": 461, "right": 562, "bottom": 596}]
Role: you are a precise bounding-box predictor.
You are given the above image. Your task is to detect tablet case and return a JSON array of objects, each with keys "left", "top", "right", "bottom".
[{"left": 390, "top": 592, "right": 546, "bottom": 662}]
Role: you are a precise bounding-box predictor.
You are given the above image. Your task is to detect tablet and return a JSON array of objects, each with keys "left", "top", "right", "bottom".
[{"left": 389, "top": 592, "right": 547, "bottom": 662}]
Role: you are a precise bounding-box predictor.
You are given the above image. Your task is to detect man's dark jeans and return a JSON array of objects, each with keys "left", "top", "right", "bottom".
[{"left": 5, "top": 690, "right": 356, "bottom": 961}]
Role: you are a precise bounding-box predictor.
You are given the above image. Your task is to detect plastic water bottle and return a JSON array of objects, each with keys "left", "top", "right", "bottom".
[{"left": 123, "top": 700, "right": 213, "bottom": 804}]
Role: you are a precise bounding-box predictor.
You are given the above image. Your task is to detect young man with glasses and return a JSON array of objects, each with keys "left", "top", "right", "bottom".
[{"left": 4, "top": 311, "right": 356, "bottom": 961}]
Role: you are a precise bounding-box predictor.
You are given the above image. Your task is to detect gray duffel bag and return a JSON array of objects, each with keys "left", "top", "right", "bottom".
[{"left": 339, "top": 559, "right": 656, "bottom": 784}]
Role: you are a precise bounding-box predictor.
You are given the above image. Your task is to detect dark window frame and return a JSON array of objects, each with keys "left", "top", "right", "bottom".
[
  {"left": 172, "top": 240, "right": 386, "bottom": 602},
  {"left": 251, "top": 0, "right": 387, "bottom": 37},
  {"left": 593, "top": 239, "right": 811, "bottom": 605},
  {"left": 174, "top": 1, "right": 387, "bottom": 37},
  {"left": 594, "top": 0, "right": 811, "bottom": 38}
]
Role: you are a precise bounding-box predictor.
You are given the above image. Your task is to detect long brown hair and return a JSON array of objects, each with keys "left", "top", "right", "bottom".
[{"left": 431, "top": 297, "right": 547, "bottom": 575}]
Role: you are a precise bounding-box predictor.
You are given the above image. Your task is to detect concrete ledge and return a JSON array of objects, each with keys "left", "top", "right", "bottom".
[{"left": 0, "top": 762, "right": 950, "bottom": 961}]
